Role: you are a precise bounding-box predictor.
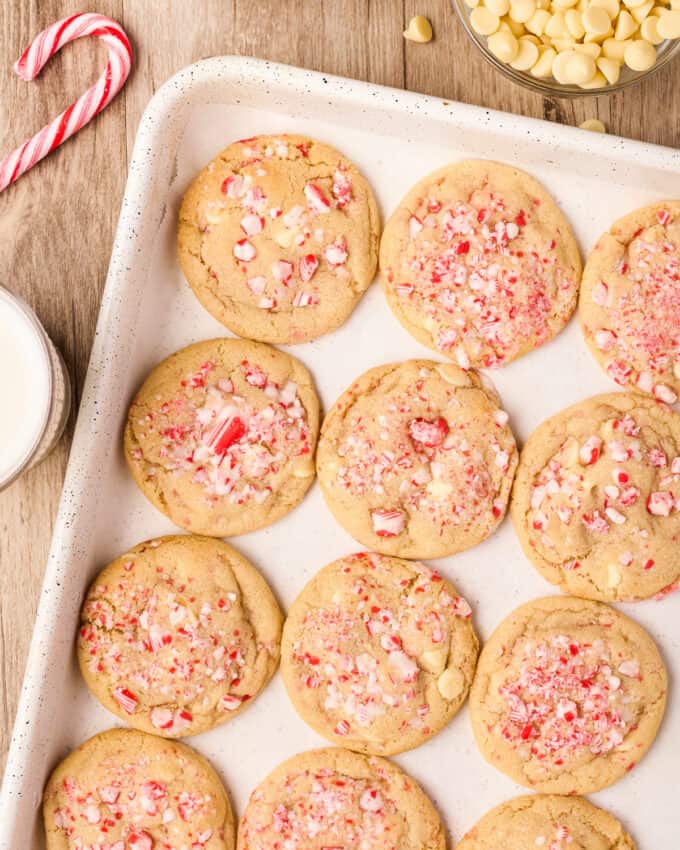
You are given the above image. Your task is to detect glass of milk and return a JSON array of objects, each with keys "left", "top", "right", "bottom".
[{"left": 0, "top": 287, "right": 71, "bottom": 491}]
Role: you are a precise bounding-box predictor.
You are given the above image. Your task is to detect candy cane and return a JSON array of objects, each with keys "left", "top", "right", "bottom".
[{"left": 0, "top": 13, "right": 132, "bottom": 193}]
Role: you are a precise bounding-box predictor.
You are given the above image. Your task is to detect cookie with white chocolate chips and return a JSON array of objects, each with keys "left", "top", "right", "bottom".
[
  {"left": 237, "top": 747, "right": 446, "bottom": 850},
  {"left": 456, "top": 794, "right": 636, "bottom": 850},
  {"left": 178, "top": 134, "right": 380, "bottom": 344},
  {"left": 511, "top": 392, "right": 680, "bottom": 601},
  {"left": 316, "top": 359, "right": 518, "bottom": 559},
  {"left": 281, "top": 552, "right": 478, "bottom": 755},
  {"left": 580, "top": 201, "right": 680, "bottom": 403},
  {"left": 469, "top": 596, "right": 667, "bottom": 795},
  {"left": 78, "top": 535, "right": 282, "bottom": 737},
  {"left": 124, "top": 339, "right": 319, "bottom": 537},
  {"left": 380, "top": 159, "right": 581, "bottom": 368},
  {"left": 43, "top": 728, "right": 234, "bottom": 850}
]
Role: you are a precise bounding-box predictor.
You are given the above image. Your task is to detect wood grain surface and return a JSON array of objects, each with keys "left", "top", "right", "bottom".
[{"left": 0, "top": 0, "right": 678, "bottom": 772}]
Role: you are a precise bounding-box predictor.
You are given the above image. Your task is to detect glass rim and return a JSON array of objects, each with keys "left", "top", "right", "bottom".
[{"left": 0, "top": 287, "right": 54, "bottom": 491}]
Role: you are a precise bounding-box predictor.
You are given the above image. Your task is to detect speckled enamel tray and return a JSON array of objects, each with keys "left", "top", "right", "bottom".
[{"left": 2, "top": 56, "right": 680, "bottom": 849}]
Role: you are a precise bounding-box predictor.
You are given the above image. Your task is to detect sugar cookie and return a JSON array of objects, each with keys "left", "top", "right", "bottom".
[
  {"left": 178, "top": 134, "right": 380, "bottom": 344},
  {"left": 281, "top": 552, "right": 478, "bottom": 754},
  {"left": 380, "top": 160, "right": 581, "bottom": 368},
  {"left": 124, "top": 339, "right": 319, "bottom": 536},
  {"left": 316, "top": 360, "right": 518, "bottom": 558}
]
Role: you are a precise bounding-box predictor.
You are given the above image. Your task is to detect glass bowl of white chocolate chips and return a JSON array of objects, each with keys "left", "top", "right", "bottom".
[{"left": 452, "top": 0, "right": 680, "bottom": 94}]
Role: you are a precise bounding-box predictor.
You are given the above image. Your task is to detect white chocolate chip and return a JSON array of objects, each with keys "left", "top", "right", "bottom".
[
  {"left": 426, "top": 479, "right": 454, "bottom": 499},
  {"left": 273, "top": 228, "right": 293, "bottom": 248},
  {"left": 564, "top": 50, "right": 597, "bottom": 81},
  {"left": 591, "top": 0, "right": 620, "bottom": 16},
  {"left": 471, "top": 6, "right": 502, "bottom": 33},
  {"left": 603, "top": 36, "right": 629, "bottom": 58},
  {"left": 640, "top": 13, "right": 663, "bottom": 40},
  {"left": 510, "top": 36, "right": 541, "bottom": 66},
  {"left": 488, "top": 30, "right": 521, "bottom": 59},
  {"left": 597, "top": 55, "right": 621, "bottom": 82},
  {"left": 565, "top": 8, "right": 587, "bottom": 34},
  {"left": 657, "top": 8, "right": 680, "bottom": 35},
  {"left": 575, "top": 40, "right": 603, "bottom": 55},
  {"left": 205, "top": 207, "right": 225, "bottom": 225},
  {"left": 403, "top": 15, "right": 434, "bottom": 42},
  {"left": 531, "top": 46, "right": 558, "bottom": 75},
  {"left": 526, "top": 8, "right": 552, "bottom": 33},
  {"left": 510, "top": 0, "right": 538, "bottom": 22},
  {"left": 608, "top": 563, "right": 622, "bottom": 587},
  {"left": 488, "top": 0, "right": 512, "bottom": 15},
  {"left": 546, "top": 9, "right": 569, "bottom": 35},
  {"left": 292, "top": 460, "right": 315, "bottom": 478},
  {"left": 421, "top": 648, "right": 449, "bottom": 674},
  {"left": 579, "top": 70, "right": 608, "bottom": 87},
  {"left": 615, "top": 9, "right": 638, "bottom": 38},
  {"left": 583, "top": 6, "right": 612, "bottom": 34},
  {"left": 632, "top": 0, "right": 654, "bottom": 21},
  {"left": 624, "top": 38, "right": 657, "bottom": 68},
  {"left": 553, "top": 48, "right": 576, "bottom": 81},
  {"left": 437, "top": 668, "right": 464, "bottom": 700},
  {"left": 435, "top": 363, "right": 471, "bottom": 386},
  {"left": 579, "top": 117, "right": 607, "bottom": 131}
]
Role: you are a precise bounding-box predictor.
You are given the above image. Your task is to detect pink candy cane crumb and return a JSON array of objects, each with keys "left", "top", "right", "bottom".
[{"left": 112, "top": 687, "right": 138, "bottom": 714}]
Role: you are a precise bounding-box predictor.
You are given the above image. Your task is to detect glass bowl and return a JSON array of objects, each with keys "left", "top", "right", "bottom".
[{"left": 452, "top": 0, "right": 680, "bottom": 96}]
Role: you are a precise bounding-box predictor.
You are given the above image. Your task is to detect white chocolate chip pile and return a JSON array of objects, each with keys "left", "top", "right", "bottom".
[{"left": 466, "top": 0, "right": 680, "bottom": 87}]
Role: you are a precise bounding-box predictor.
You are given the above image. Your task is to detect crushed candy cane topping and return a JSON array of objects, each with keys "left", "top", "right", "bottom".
[
  {"left": 498, "top": 633, "right": 643, "bottom": 768},
  {"left": 240, "top": 757, "right": 425, "bottom": 850},
  {"left": 585, "top": 208, "right": 680, "bottom": 401},
  {"left": 204, "top": 137, "right": 359, "bottom": 313},
  {"left": 78, "top": 541, "right": 277, "bottom": 734},
  {"left": 130, "top": 358, "right": 312, "bottom": 507},
  {"left": 526, "top": 404, "right": 680, "bottom": 592},
  {"left": 325, "top": 365, "right": 515, "bottom": 543},
  {"left": 47, "top": 739, "right": 224, "bottom": 849},
  {"left": 385, "top": 183, "right": 578, "bottom": 367},
  {"left": 286, "top": 553, "right": 474, "bottom": 745}
]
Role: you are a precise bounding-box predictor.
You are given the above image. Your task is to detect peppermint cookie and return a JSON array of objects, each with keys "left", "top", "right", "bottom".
[
  {"left": 316, "top": 360, "right": 517, "bottom": 558},
  {"left": 178, "top": 134, "right": 380, "bottom": 344},
  {"left": 78, "top": 535, "right": 282, "bottom": 737},
  {"left": 580, "top": 202, "right": 680, "bottom": 403},
  {"left": 237, "top": 747, "right": 445, "bottom": 850},
  {"left": 511, "top": 393, "right": 680, "bottom": 601},
  {"left": 380, "top": 160, "right": 581, "bottom": 368},
  {"left": 281, "top": 552, "right": 478, "bottom": 755},
  {"left": 43, "top": 728, "right": 234, "bottom": 850},
  {"left": 124, "top": 339, "right": 319, "bottom": 536},
  {"left": 469, "top": 596, "right": 667, "bottom": 794},
  {"left": 457, "top": 794, "right": 635, "bottom": 850}
]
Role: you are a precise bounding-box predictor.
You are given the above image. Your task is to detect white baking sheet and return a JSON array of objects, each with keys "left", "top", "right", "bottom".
[{"left": 2, "top": 57, "right": 680, "bottom": 849}]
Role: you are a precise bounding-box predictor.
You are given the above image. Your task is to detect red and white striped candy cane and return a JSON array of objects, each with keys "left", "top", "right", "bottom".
[{"left": 0, "top": 13, "right": 132, "bottom": 193}]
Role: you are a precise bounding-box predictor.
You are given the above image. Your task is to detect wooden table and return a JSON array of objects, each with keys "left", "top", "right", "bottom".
[{"left": 1, "top": 0, "right": 678, "bottom": 772}]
